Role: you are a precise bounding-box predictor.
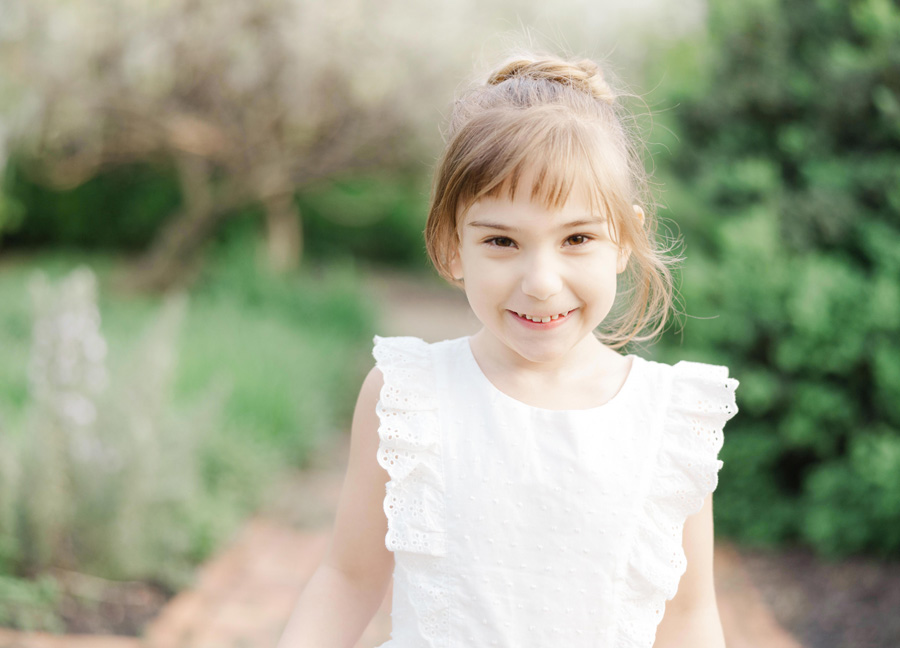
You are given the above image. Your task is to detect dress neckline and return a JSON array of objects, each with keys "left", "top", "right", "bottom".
[{"left": 460, "top": 336, "right": 642, "bottom": 415}]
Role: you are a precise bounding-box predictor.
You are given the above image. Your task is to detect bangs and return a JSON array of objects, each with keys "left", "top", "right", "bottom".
[{"left": 451, "top": 106, "right": 630, "bottom": 224}]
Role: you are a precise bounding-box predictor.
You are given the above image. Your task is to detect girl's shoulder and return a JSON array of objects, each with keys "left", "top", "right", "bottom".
[
  {"left": 635, "top": 355, "right": 739, "bottom": 415},
  {"left": 370, "top": 334, "right": 446, "bottom": 555},
  {"left": 372, "top": 333, "right": 461, "bottom": 357},
  {"left": 631, "top": 357, "right": 739, "bottom": 484},
  {"left": 371, "top": 334, "right": 441, "bottom": 410},
  {"left": 373, "top": 334, "right": 425, "bottom": 364},
  {"left": 371, "top": 334, "right": 469, "bottom": 374},
  {"left": 629, "top": 356, "right": 739, "bottom": 437}
]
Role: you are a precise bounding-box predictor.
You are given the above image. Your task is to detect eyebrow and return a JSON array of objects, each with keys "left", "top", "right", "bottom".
[{"left": 467, "top": 217, "right": 607, "bottom": 230}]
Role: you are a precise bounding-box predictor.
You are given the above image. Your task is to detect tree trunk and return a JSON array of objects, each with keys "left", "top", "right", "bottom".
[
  {"left": 263, "top": 191, "right": 302, "bottom": 273},
  {"left": 124, "top": 153, "right": 237, "bottom": 293},
  {"left": 126, "top": 207, "right": 225, "bottom": 292}
]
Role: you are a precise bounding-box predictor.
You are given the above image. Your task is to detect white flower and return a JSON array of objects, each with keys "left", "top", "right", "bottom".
[{"left": 59, "top": 392, "right": 97, "bottom": 427}]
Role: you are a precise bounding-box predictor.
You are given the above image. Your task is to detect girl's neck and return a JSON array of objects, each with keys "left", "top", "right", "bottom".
[{"left": 468, "top": 329, "right": 631, "bottom": 410}]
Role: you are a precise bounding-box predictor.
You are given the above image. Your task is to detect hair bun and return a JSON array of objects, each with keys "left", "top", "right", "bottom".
[{"left": 487, "top": 57, "right": 616, "bottom": 105}]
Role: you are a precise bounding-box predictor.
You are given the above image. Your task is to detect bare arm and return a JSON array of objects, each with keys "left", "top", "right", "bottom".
[
  {"left": 653, "top": 493, "right": 726, "bottom": 648},
  {"left": 277, "top": 367, "right": 393, "bottom": 648}
]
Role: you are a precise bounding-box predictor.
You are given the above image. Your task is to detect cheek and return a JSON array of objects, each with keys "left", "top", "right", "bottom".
[
  {"left": 577, "top": 257, "right": 620, "bottom": 296},
  {"left": 460, "top": 260, "right": 511, "bottom": 307},
  {"left": 466, "top": 271, "right": 506, "bottom": 301}
]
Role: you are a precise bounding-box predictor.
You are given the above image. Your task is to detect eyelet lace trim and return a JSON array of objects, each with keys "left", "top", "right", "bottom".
[
  {"left": 615, "top": 361, "right": 738, "bottom": 647},
  {"left": 373, "top": 335, "right": 446, "bottom": 556},
  {"left": 374, "top": 336, "right": 450, "bottom": 647}
]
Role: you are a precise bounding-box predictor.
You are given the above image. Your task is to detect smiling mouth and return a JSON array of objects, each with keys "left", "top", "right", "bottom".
[{"left": 512, "top": 309, "right": 574, "bottom": 323}]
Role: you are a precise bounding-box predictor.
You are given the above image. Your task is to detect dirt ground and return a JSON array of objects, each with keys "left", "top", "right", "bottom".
[{"left": 740, "top": 548, "right": 900, "bottom": 648}]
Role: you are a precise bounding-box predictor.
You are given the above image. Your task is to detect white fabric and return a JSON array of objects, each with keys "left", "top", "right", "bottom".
[{"left": 373, "top": 335, "right": 738, "bottom": 648}]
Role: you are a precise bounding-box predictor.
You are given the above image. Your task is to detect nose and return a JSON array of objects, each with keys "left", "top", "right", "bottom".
[{"left": 520, "top": 251, "right": 564, "bottom": 301}]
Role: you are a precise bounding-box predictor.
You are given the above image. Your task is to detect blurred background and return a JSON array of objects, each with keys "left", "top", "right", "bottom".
[{"left": 0, "top": 0, "right": 898, "bottom": 646}]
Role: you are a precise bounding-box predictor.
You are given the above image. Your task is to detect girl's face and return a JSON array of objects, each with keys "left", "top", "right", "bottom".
[{"left": 449, "top": 182, "right": 630, "bottom": 368}]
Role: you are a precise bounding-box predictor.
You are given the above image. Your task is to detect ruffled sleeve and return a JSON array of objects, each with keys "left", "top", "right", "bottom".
[
  {"left": 373, "top": 335, "right": 446, "bottom": 557},
  {"left": 616, "top": 360, "right": 738, "bottom": 647}
]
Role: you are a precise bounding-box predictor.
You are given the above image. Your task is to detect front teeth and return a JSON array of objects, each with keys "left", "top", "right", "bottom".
[{"left": 516, "top": 310, "right": 570, "bottom": 323}]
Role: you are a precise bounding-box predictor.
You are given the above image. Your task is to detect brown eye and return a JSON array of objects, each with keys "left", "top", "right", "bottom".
[
  {"left": 488, "top": 237, "right": 515, "bottom": 248},
  {"left": 566, "top": 234, "right": 590, "bottom": 245}
]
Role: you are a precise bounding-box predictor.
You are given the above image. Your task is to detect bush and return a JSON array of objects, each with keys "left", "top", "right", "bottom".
[
  {"left": 1, "top": 269, "right": 230, "bottom": 592},
  {"left": 0, "top": 159, "right": 181, "bottom": 251},
  {"left": 0, "top": 247, "right": 374, "bottom": 629},
  {"left": 296, "top": 171, "right": 430, "bottom": 269},
  {"left": 181, "top": 233, "right": 375, "bottom": 461},
  {"left": 0, "top": 575, "right": 61, "bottom": 632},
  {"left": 803, "top": 433, "right": 900, "bottom": 558},
  {"left": 649, "top": 0, "right": 900, "bottom": 556},
  {"left": 2, "top": 160, "right": 431, "bottom": 272}
]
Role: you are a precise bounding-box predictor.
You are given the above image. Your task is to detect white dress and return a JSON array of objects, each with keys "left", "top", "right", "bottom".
[{"left": 372, "top": 335, "right": 738, "bottom": 648}]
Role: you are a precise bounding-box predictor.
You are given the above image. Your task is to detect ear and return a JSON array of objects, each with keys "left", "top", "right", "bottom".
[
  {"left": 616, "top": 205, "right": 645, "bottom": 274},
  {"left": 633, "top": 204, "right": 646, "bottom": 226}
]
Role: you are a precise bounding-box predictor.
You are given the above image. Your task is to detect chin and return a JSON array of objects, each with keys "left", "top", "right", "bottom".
[{"left": 500, "top": 335, "right": 581, "bottom": 365}]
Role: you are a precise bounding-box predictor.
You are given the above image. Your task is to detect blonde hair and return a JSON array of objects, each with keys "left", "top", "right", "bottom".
[{"left": 424, "top": 54, "right": 680, "bottom": 348}]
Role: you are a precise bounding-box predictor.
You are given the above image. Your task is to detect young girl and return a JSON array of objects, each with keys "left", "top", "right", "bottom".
[{"left": 277, "top": 54, "right": 738, "bottom": 648}]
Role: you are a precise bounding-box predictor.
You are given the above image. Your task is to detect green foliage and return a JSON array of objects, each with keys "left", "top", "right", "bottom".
[
  {"left": 804, "top": 433, "right": 900, "bottom": 557},
  {"left": 180, "top": 236, "right": 375, "bottom": 462},
  {"left": 0, "top": 193, "right": 25, "bottom": 239},
  {"left": 0, "top": 249, "right": 373, "bottom": 629},
  {"left": 2, "top": 159, "right": 431, "bottom": 272},
  {"left": 651, "top": 0, "right": 900, "bottom": 556},
  {"left": 297, "top": 172, "right": 430, "bottom": 269},
  {"left": 0, "top": 575, "right": 61, "bottom": 632},
  {"left": 1, "top": 270, "right": 240, "bottom": 591},
  {"left": 1, "top": 159, "right": 182, "bottom": 250}
]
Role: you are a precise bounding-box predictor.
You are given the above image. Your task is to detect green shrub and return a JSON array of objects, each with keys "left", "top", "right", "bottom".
[
  {"left": 0, "top": 575, "right": 61, "bottom": 632},
  {"left": 2, "top": 159, "right": 431, "bottom": 272},
  {"left": 803, "top": 433, "right": 900, "bottom": 558},
  {"left": 1, "top": 159, "right": 181, "bottom": 250},
  {"left": 649, "top": 0, "right": 900, "bottom": 556},
  {"left": 0, "top": 248, "right": 374, "bottom": 629},
  {"left": 180, "top": 234, "right": 374, "bottom": 461},
  {"left": 296, "top": 171, "right": 430, "bottom": 269},
  {"left": 3, "top": 269, "right": 237, "bottom": 589}
]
